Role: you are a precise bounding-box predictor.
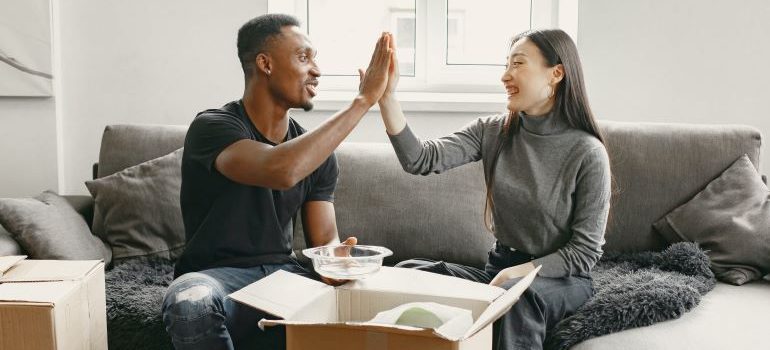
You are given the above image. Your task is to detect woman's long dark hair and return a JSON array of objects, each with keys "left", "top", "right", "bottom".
[{"left": 484, "top": 29, "right": 608, "bottom": 232}]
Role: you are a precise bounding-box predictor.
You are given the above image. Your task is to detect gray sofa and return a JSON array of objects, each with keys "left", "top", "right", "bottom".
[{"left": 1, "top": 121, "right": 768, "bottom": 349}]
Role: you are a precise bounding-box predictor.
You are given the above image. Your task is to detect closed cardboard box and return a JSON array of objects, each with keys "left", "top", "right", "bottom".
[{"left": 0, "top": 256, "right": 107, "bottom": 350}]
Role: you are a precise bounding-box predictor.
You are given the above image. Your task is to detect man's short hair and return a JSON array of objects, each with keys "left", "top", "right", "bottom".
[{"left": 237, "top": 14, "right": 300, "bottom": 79}]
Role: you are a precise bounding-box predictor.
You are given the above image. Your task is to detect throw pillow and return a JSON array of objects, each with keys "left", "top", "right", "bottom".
[
  {"left": 0, "top": 190, "right": 112, "bottom": 263},
  {"left": 86, "top": 148, "right": 185, "bottom": 261},
  {"left": 653, "top": 154, "right": 770, "bottom": 285}
]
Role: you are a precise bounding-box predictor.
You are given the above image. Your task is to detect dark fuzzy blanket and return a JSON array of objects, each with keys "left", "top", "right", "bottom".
[
  {"left": 104, "top": 242, "right": 714, "bottom": 350},
  {"left": 546, "top": 242, "right": 716, "bottom": 349},
  {"left": 105, "top": 257, "right": 175, "bottom": 350}
]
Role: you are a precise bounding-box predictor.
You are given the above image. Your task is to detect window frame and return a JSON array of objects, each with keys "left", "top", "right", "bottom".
[{"left": 267, "top": 0, "right": 578, "bottom": 111}]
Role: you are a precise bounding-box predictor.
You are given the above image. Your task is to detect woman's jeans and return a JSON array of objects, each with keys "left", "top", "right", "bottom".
[
  {"left": 161, "top": 261, "right": 317, "bottom": 350},
  {"left": 396, "top": 242, "right": 594, "bottom": 350}
]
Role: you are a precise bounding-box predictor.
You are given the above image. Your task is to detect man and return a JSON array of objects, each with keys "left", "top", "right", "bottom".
[{"left": 161, "top": 14, "right": 392, "bottom": 349}]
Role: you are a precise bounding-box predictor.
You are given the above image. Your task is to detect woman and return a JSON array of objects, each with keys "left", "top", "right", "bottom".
[{"left": 370, "top": 29, "right": 612, "bottom": 349}]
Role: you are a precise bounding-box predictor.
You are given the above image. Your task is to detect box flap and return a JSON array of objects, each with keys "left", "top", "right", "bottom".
[
  {"left": 341, "top": 267, "right": 502, "bottom": 302},
  {"left": 229, "top": 270, "right": 335, "bottom": 321},
  {"left": 0, "top": 259, "right": 101, "bottom": 283},
  {"left": 0, "top": 255, "right": 26, "bottom": 277},
  {"left": 462, "top": 265, "right": 541, "bottom": 339}
]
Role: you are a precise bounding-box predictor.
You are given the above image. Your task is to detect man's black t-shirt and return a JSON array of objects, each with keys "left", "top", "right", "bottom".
[{"left": 174, "top": 100, "right": 338, "bottom": 278}]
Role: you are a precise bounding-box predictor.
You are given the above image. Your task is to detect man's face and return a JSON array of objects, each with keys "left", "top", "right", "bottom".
[{"left": 266, "top": 26, "right": 321, "bottom": 111}]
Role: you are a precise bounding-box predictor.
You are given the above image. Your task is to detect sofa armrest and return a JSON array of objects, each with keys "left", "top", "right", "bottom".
[
  {"left": 63, "top": 195, "right": 95, "bottom": 229},
  {"left": 0, "top": 224, "right": 24, "bottom": 256}
]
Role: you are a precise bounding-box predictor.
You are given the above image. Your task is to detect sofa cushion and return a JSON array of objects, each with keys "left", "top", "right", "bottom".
[
  {"left": 599, "top": 122, "right": 762, "bottom": 252},
  {"left": 62, "top": 195, "right": 96, "bottom": 229},
  {"left": 87, "top": 148, "right": 185, "bottom": 261},
  {"left": 572, "top": 280, "right": 770, "bottom": 350},
  {"left": 0, "top": 225, "right": 24, "bottom": 256},
  {"left": 97, "top": 124, "right": 187, "bottom": 178},
  {"left": 548, "top": 242, "right": 715, "bottom": 349},
  {"left": 328, "top": 142, "right": 495, "bottom": 268},
  {"left": 0, "top": 191, "right": 111, "bottom": 263},
  {"left": 653, "top": 154, "right": 770, "bottom": 285}
]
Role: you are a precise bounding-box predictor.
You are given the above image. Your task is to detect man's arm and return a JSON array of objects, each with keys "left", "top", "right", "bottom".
[
  {"left": 301, "top": 201, "right": 341, "bottom": 247},
  {"left": 216, "top": 34, "right": 392, "bottom": 190},
  {"left": 302, "top": 200, "right": 357, "bottom": 286},
  {"left": 300, "top": 200, "right": 357, "bottom": 248}
]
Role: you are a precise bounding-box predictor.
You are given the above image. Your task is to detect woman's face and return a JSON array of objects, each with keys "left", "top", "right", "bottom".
[{"left": 501, "top": 38, "right": 563, "bottom": 115}]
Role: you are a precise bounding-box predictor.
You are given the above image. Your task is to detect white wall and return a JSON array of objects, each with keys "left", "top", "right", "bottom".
[
  {"left": 3, "top": 1, "right": 769, "bottom": 197},
  {"left": 0, "top": 0, "right": 58, "bottom": 197},
  {"left": 0, "top": 98, "right": 58, "bottom": 197},
  {"left": 56, "top": 0, "right": 267, "bottom": 194},
  {"left": 578, "top": 0, "right": 770, "bottom": 174}
]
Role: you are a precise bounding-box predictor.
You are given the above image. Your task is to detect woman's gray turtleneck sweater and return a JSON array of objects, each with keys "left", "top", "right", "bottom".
[{"left": 388, "top": 111, "right": 611, "bottom": 278}]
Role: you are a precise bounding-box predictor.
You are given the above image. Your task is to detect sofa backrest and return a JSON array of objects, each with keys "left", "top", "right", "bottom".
[
  {"left": 98, "top": 121, "right": 762, "bottom": 267},
  {"left": 330, "top": 143, "right": 492, "bottom": 268},
  {"left": 599, "top": 121, "right": 761, "bottom": 252},
  {"left": 97, "top": 124, "right": 188, "bottom": 178}
]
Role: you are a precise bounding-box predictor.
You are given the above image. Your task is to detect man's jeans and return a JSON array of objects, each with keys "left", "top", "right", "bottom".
[{"left": 161, "top": 262, "right": 317, "bottom": 350}]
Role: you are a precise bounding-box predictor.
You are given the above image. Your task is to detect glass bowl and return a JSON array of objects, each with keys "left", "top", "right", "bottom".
[{"left": 302, "top": 245, "right": 393, "bottom": 280}]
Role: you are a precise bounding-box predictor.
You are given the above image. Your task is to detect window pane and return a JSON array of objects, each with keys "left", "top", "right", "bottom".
[
  {"left": 447, "top": 0, "right": 531, "bottom": 65},
  {"left": 308, "top": 0, "right": 415, "bottom": 76}
]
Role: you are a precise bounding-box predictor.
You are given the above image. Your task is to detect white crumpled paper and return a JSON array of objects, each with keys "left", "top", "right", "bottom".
[{"left": 366, "top": 302, "right": 473, "bottom": 340}]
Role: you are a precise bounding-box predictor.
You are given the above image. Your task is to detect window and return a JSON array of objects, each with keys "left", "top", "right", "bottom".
[
  {"left": 268, "top": 0, "right": 578, "bottom": 104},
  {"left": 298, "top": 0, "right": 416, "bottom": 77},
  {"left": 446, "top": 0, "right": 531, "bottom": 65}
]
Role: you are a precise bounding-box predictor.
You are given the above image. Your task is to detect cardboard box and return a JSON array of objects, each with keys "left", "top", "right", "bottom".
[
  {"left": 0, "top": 256, "right": 107, "bottom": 350},
  {"left": 230, "top": 265, "right": 540, "bottom": 350}
]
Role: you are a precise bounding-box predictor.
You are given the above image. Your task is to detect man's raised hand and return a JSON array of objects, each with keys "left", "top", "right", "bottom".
[{"left": 357, "top": 33, "right": 392, "bottom": 107}]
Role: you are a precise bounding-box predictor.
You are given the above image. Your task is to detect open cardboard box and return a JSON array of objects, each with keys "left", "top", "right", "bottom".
[
  {"left": 0, "top": 255, "right": 107, "bottom": 350},
  {"left": 230, "top": 264, "right": 540, "bottom": 350}
]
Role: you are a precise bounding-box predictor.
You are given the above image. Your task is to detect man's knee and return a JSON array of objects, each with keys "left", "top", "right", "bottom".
[{"left": 162, "top": 273, "right": 227, "bottom": 343}]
